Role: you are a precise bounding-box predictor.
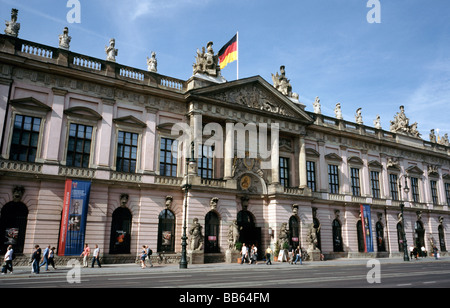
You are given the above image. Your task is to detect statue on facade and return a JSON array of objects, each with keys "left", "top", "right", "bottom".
[
  {"left": 429, "top": 129, "right": 437, "bottom": 143},
  {"left": 165, "top": 195, "right": 173, "bottom": 209},
  {"left": 58, "top": 27, "right": 71, "bottom": 50},
  {"left": 105, "top": 38, "right": 118, "bottom": 62},
  {"left": 374, "top": 115, "right": 382, "bottom": 129},
  {"left": 335, "top": 103, "right": 343, "bottom": 120},
  {"left": 189, "top": 218, "right": 204, "bottom": 251},
  {"left": 120, "top": 194, "right": 129, "bottom": 207},
  {"left": 306, "top": 223, "right": 321, "bottom": 252},
  {"left": 438, "top": 133, "right": 449, "bottom": 146},
  {"left": 278, "top": 222, "right": 289, "bottom": 248},
  {"left": 390, "top": 106, "right": 421, "bottom": 138},
  {"left": 12, "top": 186, "right": 24, "bottom": 202},
  {"left": 271, "top": 66, "right": 299, "bottom": 100},
  {"left": 147, "top": 51, "right": 157, "bottom": 73},
  {"left": 355, "top": 108, "right": 363, "bottom": 125},
  {"left": 313, "top": 96, "right": 321, "bottom": 114},
  {"left": 193, "top": 41, "right": 221, "bottom": 77},
  {"left": 4, "top": 8, "right": 20, "bottom": 37},
  {"left": 228, "top": 220, "right": 241, "bottom": 250},
  {"left": 210, "top": 197, "right": 219, "bottom": 211}
]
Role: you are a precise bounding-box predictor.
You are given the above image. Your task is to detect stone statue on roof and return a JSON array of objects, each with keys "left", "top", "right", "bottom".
[
  {"left": 147, "top": 51, "right": 157, "bottom": 73},
  {"left": 58, "top": 27, "right": 71, "bottom": 50},
  {"left": 105, "top": 38, "right": 118, "bottom": 62},
  {"left": 390, "top": 105, "right": 421, "bottom": 138},
  {"left": 272, "top": 66, "right": 299, "bottom": 100},
  {"left": 5, "top": 8, "right": 20, "bottom": 37},
  {"left": 355, "top": 108, "right": 363, "bottom": 125},
  {"left": 193, "top": 41, "right": 221, "bottom": 77}
]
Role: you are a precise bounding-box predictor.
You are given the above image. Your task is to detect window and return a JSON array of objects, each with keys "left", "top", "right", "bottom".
[
  {"left": 411, "top": 177, "right": 420, "bottom": 203},
  {"left": 157, "top": 209, "right": 175, "bottom": 252},
  {"left": 66, "top": 123, "right": 93, "bottom": 168},
  {"left": 279, "top": 157, "right": 290, "bottom": 188},
  {"left": 9, "top": 115, "right": 41, "bottom": 162},
  {"left": 389, "top": 174, "right": 399, "bottom": 201},
  {"left": 205, "top": 211, "right": 220, "bottom": 253},
  {"left": 198, "top": 145, "right": 213, "bottom": 179},
  {"left": 328, "top": 164, "right": 339, "bottom": 194},
  {"left": 350, "top": 168, "right": 361, "bottom": 196},
  {"left": 430, "top": 180, "right": 439, "bottom": 205},
  {"left": 159, "top": 138, "right": 178, "bottom": 177},
  {"left": 116, "top": 131, "right": 138, "bottom": 173},
  {"left": 370, "top": 171, "right": 381, "bottom": 199},
  {"left": 446, "top": 183, "right": 450, "bottom": 206},
  {"left": 306, "top": 161, "right": 317, "bottom": 192}
]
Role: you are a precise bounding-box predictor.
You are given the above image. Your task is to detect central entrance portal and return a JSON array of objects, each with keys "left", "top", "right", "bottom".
[{"left": 237, "top": 209, "right": 261, "bottom": 260}]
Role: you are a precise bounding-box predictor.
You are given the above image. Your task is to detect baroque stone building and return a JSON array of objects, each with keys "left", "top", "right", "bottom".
[{"left": 0, "top": 11, "right": 449, "bottom": 263}]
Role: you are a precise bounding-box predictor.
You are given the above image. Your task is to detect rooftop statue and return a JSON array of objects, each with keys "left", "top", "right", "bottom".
[
  {"left": 4, "top": 8, "right": 20, "bottom": 37},
  {"left": 313, "top": 96, "right": 321, "bottom": 114},
  {"left": 147, "top": 51, "right": 157, "bottom": 73},
  {"left": 389, "top": 105, "right": 421, "bottom": 138},
  {"left": 335, "top": 102, "right": 343, "bottom": 119},
  {"left": 355, "top": 108, "right": 363, "bottom": 124},
  {"left": 374, "top": 115, "right": 382, "bottom": 129},
  {"left": 438, "top": 133, "right": 449, "bottom": 146},
  {"left": 58, "top": 27, "right": 71, "bottom": 50},
  {"left": 193, "top": 41, "right": 221, "bottom": 77},
  {"left": 271, "top": 66, "right": 299, "bottom": 100},
  {"left": 105, "top": 38, "right": 118, "bottom": 62}
]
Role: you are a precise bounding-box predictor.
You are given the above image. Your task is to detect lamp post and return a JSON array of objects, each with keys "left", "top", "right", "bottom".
[
  {"left": 180, "top": 141, "right": 196, "bottom": 269},
  {"left": 399, "top": 175, "right": 410, "bottom": 261}
]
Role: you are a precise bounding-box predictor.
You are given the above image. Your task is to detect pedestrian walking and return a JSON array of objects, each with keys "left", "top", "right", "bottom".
[
  {"left": 265, "top": 246, "right": 272, "bottom": 265},
  {"left": 31, "top": 245, "right": 41, "bottom": 274},
  {"left": 80, "top": 243, "right": 90, "bottom": 267},
  {"left": 250, "top": 245, "right": 258, "bottom": 264},
  {"left": 146, "top": 245, "right": 153, "bottom": 267},
  {"left": 91, "top": 244, "right": 101, "bottom": 268},
  {"left": 140, "top": 245, "right": 147, "bottom": 268},
  {"left": 48, "top": 247, "right": 57, "bottom": 270},
  {"left": 433, "top": 246, "right": 439, "bottom": 260},
  {"left": 1, "top": 245, "right": 14, "bottom": 274},
  {"left": 39, "top": 245, "right": 50, "bottom": 271},
  {"left": 240, "top": 243, "right": 248, "bottom": 264},
  {"left": 293, "top": 246, "right": 302, "bottom": 265}
]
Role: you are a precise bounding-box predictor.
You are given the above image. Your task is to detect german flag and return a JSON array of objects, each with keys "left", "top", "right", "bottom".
[{"left": 218, "top": 34, "right": 238, "bottom": 70}]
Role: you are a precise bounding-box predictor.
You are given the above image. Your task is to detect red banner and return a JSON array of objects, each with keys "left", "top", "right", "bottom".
[{"left": 58, "top": 179, "right": 72, "bottom": 256}]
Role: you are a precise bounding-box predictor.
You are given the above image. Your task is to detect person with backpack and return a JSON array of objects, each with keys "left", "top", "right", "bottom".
[
  {"left": 146, "top": 245, "right": 153, "bottom": 268},
  {"left": 2, "top": 245, "right": 14, "bottom": 274},
  {"left": 31, "top": 245, "right": 41, "bottom": 274}
]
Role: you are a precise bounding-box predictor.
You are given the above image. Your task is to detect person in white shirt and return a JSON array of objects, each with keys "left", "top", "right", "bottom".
[
  {"left": 91, "top": 244, "right": 101, "bottom": 268},
  {"left": 241, "top": 243, "right": 248, "bottom": 264},
  {"left": 2, "top": 245, "right": 13, "bottom": 274}
]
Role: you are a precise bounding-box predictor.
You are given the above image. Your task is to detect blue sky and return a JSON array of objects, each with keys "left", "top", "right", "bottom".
[{"left": 1, "top": 0, "right": 450, "bottom": 139}]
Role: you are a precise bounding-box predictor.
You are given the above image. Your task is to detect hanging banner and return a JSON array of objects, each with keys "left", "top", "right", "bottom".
[
  {"left": 58, "top": 179, "right": 91, "bottom": 256},
  {"left": 360, "top": 204, "right": 374, "bottom": 253}
]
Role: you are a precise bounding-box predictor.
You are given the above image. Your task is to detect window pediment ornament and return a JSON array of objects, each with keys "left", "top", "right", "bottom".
[
  {"left": 306, "top": 148, "right": 320, "bottom": 157},
  {"left": 406, "top": 165, "right": 423, "bottom": 175},
  {"left": 427, "top": 165, "right": 439, "bottom": 177},
  {"left": 113, "top": 115, "right": 147, "bottom": 128},
  {"left": 387, "top": 157, "right": 400, "bottom": 170},
  {"left": 10, "top": 97, "right": 52, "bottom": 113},
  {"left": 64, "top": 106, "right": 102, "bottom": 121},
  {"left": 368, "top": 160, "right": 382, "bottom": 169},
  {"left": 443, "top": 173, "right": 450, "bottom": 180},
  {"left": 324, "top": 153, "right": 342, "bottom": 162},
  {"left": 347, "top": 156, "right": 364, "bottom": 166}
]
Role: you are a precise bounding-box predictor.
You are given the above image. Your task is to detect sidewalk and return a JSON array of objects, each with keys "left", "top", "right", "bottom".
[{"left": 2, "top": 256, "right": 449, "bottom": 278}]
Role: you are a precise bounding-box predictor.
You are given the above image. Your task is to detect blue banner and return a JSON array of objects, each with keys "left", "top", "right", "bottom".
[
  {"left": 360, "top": 204, "right": 374, "bottom": 253},
  {"left": 59, "top": 180, "right": 91, "bottom": 256}
]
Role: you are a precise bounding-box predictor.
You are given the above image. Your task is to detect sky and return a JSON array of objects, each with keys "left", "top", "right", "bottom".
[{"left": 1, "top": 0, "right": 450, "bottom": 140}]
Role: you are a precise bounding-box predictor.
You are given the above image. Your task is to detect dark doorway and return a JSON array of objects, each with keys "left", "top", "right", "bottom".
[
  {"left": 332, "top": 219, "right": 343, "bottom": 252},
  {"left": 157, "top": 209, "right": 175, "bottom": 252},
  {"left": 109, "top": 207, "right": 132, "bottom": 254},
  {"left": 205, "top": 211, "right": 220, "bottom": 253},
  {"left": 376, "top": 221, "right": 386, "bottom": 252},
  {"left": 357, "top": 220, "right": 365, "bottom": 252},
  {"left": 415, "top": 220, "right": 425, "bottom": 256},
  {"left": 438, "top": 225, "right": 446, "bottom": 252},
  {"left": 289, "top": 216, "right": 300, "bottom": 249},
  {"left": 237, "top": 210, "right": 261, "bottom": 259},
  {"left": 0, "top": 202, "right": 28, "bottom": 254},
  {"left": 397, "top": 223, "right": 405, "bottom": 252}
]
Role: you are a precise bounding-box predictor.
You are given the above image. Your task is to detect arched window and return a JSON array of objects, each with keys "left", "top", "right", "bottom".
[
  {"left": 438, "top": 224, "right": 446, "bottom": 252},
  {"left": 376, "top": 221, "right": 386, "bottom": 252},
  {"left": 0, "top": 202, "right": 28, "bottom": 254},
  {"left": 205, "top": 211, "right": 220, "bottom": 253},
  {"left": 313, "top": 217, "right": 321, "bottom": 251},
  {"left": 332, "top": 219, "right": 343, "bottom": 252},
  {"left": 158, "top": 209, "right": 175, "bottom": 252},
  {"left": 289, "top": 216, "right": 299, "bottom": 249},
  {"left": 415, "top": 220, "right": 425, "bottom": 256},
  {"left": 397, "top": 223, "right": 405, "bottom": 252},
  {"left": 357, "top": 220, "right": 365, "bottom": 252},
  {"left": 109, "top": 207, "right": 132, "bottom": 254}
]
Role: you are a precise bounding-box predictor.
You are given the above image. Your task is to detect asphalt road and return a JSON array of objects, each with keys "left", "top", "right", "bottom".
[{"left": 1, "top": 259, "right": 449, "bottom": 290}]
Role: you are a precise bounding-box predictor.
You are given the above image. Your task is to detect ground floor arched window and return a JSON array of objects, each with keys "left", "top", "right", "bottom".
[
  {"left": 289, "top": 216, "right": 300, "bottom": 249},
  {"left": 438, "top": 224, "right": 446, "bottom": 252},
  {"left": 332, "top": 219, "right": 343, "bottom": 252},
  {"left": 0, "top": 202, "right": 28, "bottom": 254},
  {"left": 397, "top": 223, "right": 405, "bottom": 252},
  {"left": 376, "top": 221, "right": 386, "bottom": 252},
  {"left": 157, "top": 209, "right": 175, "bottom": 252},
  {"left": 109, "top": 207, "right": 132, "bottom": 254},
  {"left": 357, "top": 220, "right": 364, "bottom": 252},
  {"left": 313, "top": 217, "right": 321, "bottom": 251},
  {"left": 205, "top": 211, "right": 220, "bottom": 253},
  {"left": 415, "top": 220, "right": 425, "bottom": 256}
]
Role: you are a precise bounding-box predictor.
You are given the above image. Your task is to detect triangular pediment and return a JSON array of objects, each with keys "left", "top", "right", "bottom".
[
  {"left": 10, "top": 97, "right": 52, "bottom": 113},
  {"left": 113, "top": 115, "right": 147, "bottom": 128},
  {"left": 406, "top": 165, "right": 423, "bottom": 175},
  {"left": 64, "top": 106, "right": 102, "bottom": 121},
  {"left": 188, "top": 76, "right": 313, "bottom": 123}
]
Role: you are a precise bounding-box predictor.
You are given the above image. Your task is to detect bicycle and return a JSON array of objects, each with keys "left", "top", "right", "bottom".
[{"left": 157, "top": 251, "right": 168, "bottom": 264}]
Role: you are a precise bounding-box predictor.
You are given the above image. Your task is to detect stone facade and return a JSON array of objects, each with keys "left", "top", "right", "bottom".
[{"left": 0, "top": 18, "right": 449, "bottom": 263}]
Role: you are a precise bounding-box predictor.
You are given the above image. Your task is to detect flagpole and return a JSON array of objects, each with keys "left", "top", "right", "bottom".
[{"left": 236, "top": 31, "right": 239, "bottom": 80}]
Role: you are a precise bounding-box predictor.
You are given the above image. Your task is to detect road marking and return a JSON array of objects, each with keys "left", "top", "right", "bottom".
[
  {"left": 423, "top": 281, "right": 436, "bottom": 284},
  {"left": 397, "top": 283, "right": 412, "bottom": 286}
]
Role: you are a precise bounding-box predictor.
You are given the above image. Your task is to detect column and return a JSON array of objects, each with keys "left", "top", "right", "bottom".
[
  {"left": 0, "top": 78, "right": 12, "bottom": 157},
  {"left": 96, "top": 98, "right": 115, "bottom": 168},
  {"left": 298, "top": 136, "right": 307, "bottom": 188},
  {"left": 43, "top": 88, "right": 67, "bottom": 163},
  {"left": 142, "top": 107, "right": 157, "bottom": 173},
  {"left": 271, "top": 131, "right": 279, "bottom": 184}
]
